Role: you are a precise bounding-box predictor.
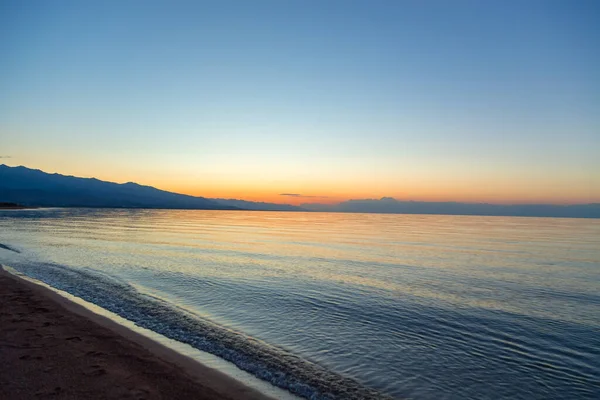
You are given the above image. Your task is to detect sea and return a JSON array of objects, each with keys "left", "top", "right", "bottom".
[{"left": 0, "top": 208, "right": 599, "bottom": 399}]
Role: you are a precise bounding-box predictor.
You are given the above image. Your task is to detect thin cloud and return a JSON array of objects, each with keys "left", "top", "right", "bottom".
[
  {"left": 0, "top": 155, "right": 11, "bottom": 159},
  {"left": 279, "top": 193, "right": 329, "bottom": 198}
]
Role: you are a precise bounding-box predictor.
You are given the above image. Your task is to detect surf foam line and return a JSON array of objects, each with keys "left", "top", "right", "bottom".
[
  {"left": 8, "top": 261, "right": 390, "bottom": 400},
  {"left": 0, "top": 243, "right": 20, "bottom": 253}
]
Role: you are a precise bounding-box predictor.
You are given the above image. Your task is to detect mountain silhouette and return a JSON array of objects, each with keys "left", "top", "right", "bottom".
[
  {"left": 0, "top": 165, "right": 236, "bottom": 210},
  {"left": 302, "top": 197, "right": 600, "bottom": 218},
  {"left": 210, "top": 198, "right": 303, "bottom": 211},
  {"left": 2, "top": 165, "right": 598, "bottom": 217}
]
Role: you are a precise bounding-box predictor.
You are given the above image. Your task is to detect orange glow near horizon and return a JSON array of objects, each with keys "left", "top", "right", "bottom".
[
  {"left": 169, "top": 181, "right": 599, "bottom": 206},
  {"left": 3, "top": 1, "right": 598, "bottom": 212},
  {"left": 3, "top": 158, "right": 599, "bottom": 206},
  {"left": 160, "top": 170, "right": 599, "bottom": 206}
]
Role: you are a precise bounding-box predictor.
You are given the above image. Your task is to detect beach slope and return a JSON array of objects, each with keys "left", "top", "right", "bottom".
[{"left": 0, "top": 266, "right": 271, "bottom": 400}]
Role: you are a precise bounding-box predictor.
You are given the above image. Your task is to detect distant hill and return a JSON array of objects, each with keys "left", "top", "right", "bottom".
[
  {"left": 302, "top": 197, "right": 600, "bottom": 218},
  {"left": 0, "top": 202, "right": 27, "bottom": 209},
  {"left": 0, "top": 165, "right": 236, "bottom": 210},
  {"left": 3, "top": 165, "right": 598, "bottom": 217},
  {"left": 210, "top": 198, "right": 304, "bottom": 211}
]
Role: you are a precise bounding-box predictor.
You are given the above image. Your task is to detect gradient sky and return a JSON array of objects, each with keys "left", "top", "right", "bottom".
[{"left": 1, "top": 0, "right": 599, "bottom": 205}]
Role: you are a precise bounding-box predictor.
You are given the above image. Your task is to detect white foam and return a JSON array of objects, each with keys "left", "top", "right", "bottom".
[{"left": 4, "top": 266, "right": 300, "bottom": 400}]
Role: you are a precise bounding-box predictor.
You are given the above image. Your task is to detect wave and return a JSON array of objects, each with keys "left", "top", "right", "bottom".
[
  {"left": 6, "top": 260, "right": 390, "bottom": 400},
  {"left": 0, "top": 243, "right": 20, "bottom": 253}
]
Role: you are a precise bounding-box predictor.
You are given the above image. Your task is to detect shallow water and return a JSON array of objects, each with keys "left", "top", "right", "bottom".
[{"left": 1, "top": 209, "right": 599, "bottom": 399}]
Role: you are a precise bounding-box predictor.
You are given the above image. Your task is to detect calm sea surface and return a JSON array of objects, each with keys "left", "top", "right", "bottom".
[{"left": 1, "top": 209, "right": 599, "bottom": 399}]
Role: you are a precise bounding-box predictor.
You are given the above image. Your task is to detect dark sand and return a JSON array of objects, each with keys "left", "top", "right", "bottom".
[{"left": 0, "top": 266, "right": 273, "bottom": 400}]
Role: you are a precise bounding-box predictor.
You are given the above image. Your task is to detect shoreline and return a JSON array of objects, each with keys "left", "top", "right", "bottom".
[{"left": 0, "top": 265, "right": 277, "bottom": 400}]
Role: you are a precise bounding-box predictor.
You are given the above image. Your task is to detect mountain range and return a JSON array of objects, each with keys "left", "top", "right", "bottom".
[
  {"left": 301, "top": 197, "right": 600, "bottom": 218},
  {"left": 0, "top": 165, "right": 301, "bottom": 211},
  {"left": 1, "top": 165, "right": 598, "bottom": 217}
]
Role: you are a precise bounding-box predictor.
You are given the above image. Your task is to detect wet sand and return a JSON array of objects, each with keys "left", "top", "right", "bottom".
[{"left": 0, "top": 266, "right": 273, "bottom": 400}]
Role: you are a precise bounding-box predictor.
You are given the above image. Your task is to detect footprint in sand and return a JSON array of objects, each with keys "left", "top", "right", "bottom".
[
  {"left": 129, "top": 388, "right": 150, "bottom": 400},
  {"left": 84, "top": 365, "right": 107, "bottom": 377},
  {"left": 11, "top": 318, "right": 31, "bottom": 323},
  {"left": 86, "top": 350, "right": 106, "bottom": 357},
  {"left": 34, "top": 386, "right": 62, "bottom": 397}
]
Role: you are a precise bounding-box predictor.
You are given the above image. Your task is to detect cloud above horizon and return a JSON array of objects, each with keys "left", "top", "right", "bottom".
[{"left": 0, "top": 156, "right": 11, "bottom": 159}]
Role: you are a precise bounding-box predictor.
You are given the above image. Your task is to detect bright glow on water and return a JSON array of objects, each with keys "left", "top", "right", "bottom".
[{"left": 1, "top": 209, "right": 599, "bottom": 399}]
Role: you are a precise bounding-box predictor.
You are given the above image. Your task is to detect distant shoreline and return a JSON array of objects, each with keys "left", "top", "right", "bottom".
[
  {"left": 0, "top": 165, "right": 244, "bottom": 212},
  {"left": 0, "top": 202, "right": 36, "bottom": 210},
  {"left": 2, "top": 205, "right": 599, "bottom": 219},
  {"left": 3, "top": 165, "right": 599, "bottom": 217}
]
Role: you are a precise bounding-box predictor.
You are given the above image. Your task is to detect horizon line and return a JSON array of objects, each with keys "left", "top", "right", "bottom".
[{"left": 1, "top": 163, "right": 597, "bottom": 207}]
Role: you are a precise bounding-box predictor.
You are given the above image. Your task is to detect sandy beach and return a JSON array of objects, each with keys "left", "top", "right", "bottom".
[{"left": 0, "top": 266, "right": 272, "bottom": 400}]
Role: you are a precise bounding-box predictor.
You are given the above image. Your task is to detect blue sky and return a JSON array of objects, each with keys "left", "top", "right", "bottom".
[{"left": 1, "top": 0, "right": 598, "bottom": 203}]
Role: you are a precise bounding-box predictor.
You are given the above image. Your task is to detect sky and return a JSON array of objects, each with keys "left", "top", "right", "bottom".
[{"left": 1, "top": 0, "right": 599, "bottom": 205}]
